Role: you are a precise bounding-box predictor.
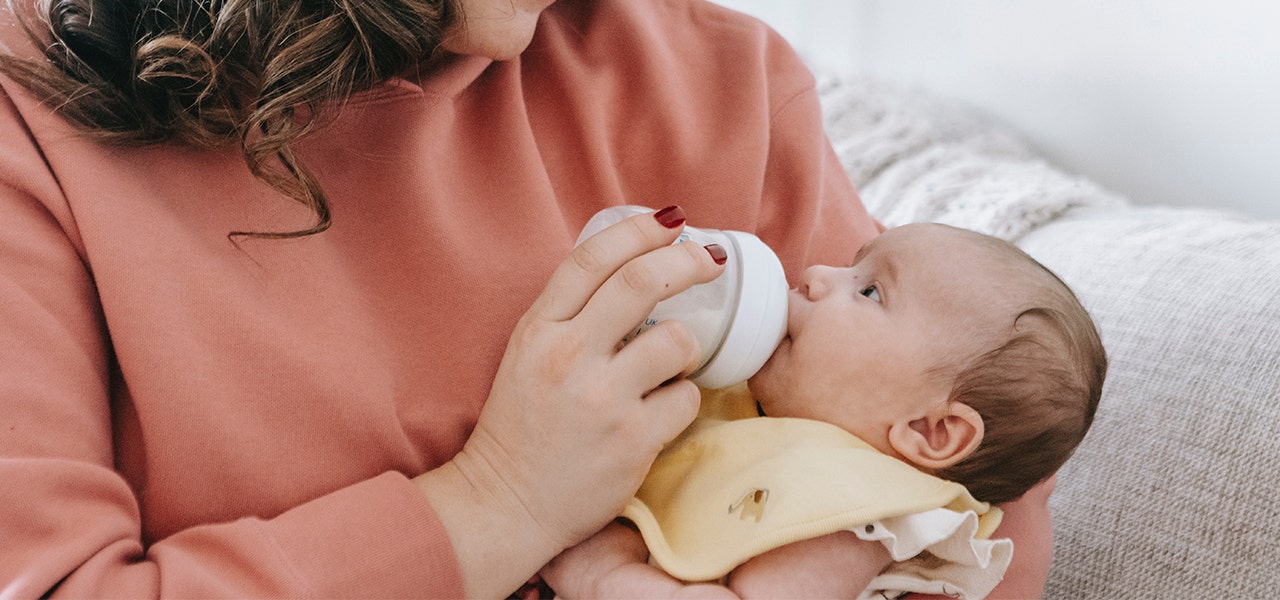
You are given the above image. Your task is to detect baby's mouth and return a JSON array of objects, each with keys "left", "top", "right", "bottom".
[{"left": 784, "top": 289, "right": 807, "bottom": 336}]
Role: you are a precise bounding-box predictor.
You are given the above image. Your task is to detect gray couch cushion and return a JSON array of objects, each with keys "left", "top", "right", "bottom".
[{"left": 1018, "top": 207, "right": 1280, "bottom": 597}]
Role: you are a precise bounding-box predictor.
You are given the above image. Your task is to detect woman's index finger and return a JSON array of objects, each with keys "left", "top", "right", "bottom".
[{"left": 526, "top": 207, "right": 687, "bottom": 323}]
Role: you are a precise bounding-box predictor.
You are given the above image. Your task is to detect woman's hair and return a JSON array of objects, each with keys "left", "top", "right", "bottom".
[
  {"left": 0, "top": 0, "right": 457, "bottom": 238},
  {"left": 934, "top": 236, "right": 1108, "bottom": 505}
]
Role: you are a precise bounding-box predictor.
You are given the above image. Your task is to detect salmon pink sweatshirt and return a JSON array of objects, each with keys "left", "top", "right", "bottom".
[{"left": 0, "top": 0, "right": 883, "bottom": 596}]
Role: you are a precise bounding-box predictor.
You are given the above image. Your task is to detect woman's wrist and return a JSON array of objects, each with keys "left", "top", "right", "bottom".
[{"left": 413, "top": 452, "right": 562, "bottom": 599}]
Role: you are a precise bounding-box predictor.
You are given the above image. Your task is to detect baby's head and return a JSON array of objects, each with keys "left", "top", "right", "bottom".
[{"left": 749, "top": 223, "right": 1106, "bottom": 504}]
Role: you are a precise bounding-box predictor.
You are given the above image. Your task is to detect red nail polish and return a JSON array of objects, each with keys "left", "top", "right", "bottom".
[
  {"left": 705, "top": 244, "right": 728, "bottom": 265},
  {"left": 654, "top": 205, "right": 686, "bottom": 229}
]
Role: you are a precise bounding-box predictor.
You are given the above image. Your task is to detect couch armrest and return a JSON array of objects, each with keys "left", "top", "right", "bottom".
[{"left": 1019, "top": 207, "right": 1280, "bottom": 597}]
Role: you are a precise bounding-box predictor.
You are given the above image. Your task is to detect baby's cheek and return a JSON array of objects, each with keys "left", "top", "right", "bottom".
[
  {"left": 747, "top": 341, "right": 793, "bottom": 399},
  {"left": 746, "top": 370, "right": 782, "bottom": 415}
]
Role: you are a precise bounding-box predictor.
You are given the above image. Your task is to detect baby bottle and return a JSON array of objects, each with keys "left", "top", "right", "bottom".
[{"left": 576, "top": 205, "right": 789, "bottom": 389}]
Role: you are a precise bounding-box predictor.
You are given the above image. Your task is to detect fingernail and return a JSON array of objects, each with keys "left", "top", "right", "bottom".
[
  {"left": 705, "top": 244, "right": 728, "bottom": 265},
  {"left": 654, "top": 205, "right": 686, "bottom": 229}
]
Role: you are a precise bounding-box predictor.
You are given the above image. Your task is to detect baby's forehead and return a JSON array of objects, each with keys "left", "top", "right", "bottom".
[
  {"left": 875, "top": 222, "right": 983, "bottom": 246},
  {"left": 861, "top": 223, "right": 1003, "bottom": 268},
  {"left": 878, "top": 226, "right": 1042, "bottom": 315}
]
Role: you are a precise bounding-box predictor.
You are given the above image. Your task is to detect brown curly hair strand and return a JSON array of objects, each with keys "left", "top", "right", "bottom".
[{"left": 0, "top": 0, "right": 458, "bottom": 238}]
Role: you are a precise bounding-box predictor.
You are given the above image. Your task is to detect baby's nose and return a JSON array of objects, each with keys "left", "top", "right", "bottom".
[{"left": 800, "top": 265, "right": 839, "bottom": 300}]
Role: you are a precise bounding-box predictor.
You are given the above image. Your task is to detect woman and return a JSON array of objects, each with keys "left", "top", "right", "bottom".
[{"left": 0, "top": 0, "right": 1051, "bottom": 596}]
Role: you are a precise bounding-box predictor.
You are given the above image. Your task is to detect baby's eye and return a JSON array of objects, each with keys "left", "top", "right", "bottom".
[{"left": 860, "top": 285, "right": 881, "bottom": 303}]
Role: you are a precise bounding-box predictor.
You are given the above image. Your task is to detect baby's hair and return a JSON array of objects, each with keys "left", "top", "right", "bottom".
[
  {"left": 933, "top": 232, "right": 1106, "bottom": 505},
  {"left": 0, "top": 0, "right": 457, "bottom": 238}
]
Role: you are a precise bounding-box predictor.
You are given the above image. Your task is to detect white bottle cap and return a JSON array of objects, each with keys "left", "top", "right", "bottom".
[{"left": 691, "top": 230, "right": 789, "bottom": 389}]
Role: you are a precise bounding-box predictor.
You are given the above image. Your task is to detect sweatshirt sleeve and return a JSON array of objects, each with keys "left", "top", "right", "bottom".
[
  {"left": 746, "top": 34, "right": 881, "bottom": 280},
  {"left": 0, "top": 82, "right": 464, "bottom": 599}
]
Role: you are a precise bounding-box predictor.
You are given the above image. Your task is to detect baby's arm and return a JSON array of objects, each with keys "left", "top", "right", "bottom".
[
  {"left": 542, "top": 520, "right": 737, "bottom": 599},
  {"left": 727, "top": 530, "right": 892, "bottom": 599}
]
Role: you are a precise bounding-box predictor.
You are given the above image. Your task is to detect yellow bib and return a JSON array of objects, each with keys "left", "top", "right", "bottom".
[{"left": 621, "top": 385, "right": 1001, "bottom": 582}]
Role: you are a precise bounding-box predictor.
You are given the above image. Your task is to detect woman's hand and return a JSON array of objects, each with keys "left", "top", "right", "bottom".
[{"left": 416, "top": 206, "right": 727, "bottom": 597}]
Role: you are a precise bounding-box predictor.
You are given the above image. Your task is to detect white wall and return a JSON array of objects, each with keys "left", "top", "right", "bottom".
[{"left": 714, "top": 0, "right": 1280, "bottom": 219}]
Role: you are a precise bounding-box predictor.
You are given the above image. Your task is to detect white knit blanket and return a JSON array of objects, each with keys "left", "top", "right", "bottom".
[{"left": 814, "top": 74, "right": 1127, "bottom": 241}]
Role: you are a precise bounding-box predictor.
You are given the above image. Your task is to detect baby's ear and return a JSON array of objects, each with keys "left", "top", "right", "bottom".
[{"left": 887, "top": 403, "right": 984, "bottom": 470}]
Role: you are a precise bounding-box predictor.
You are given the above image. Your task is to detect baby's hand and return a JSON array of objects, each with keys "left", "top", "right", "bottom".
[
  {"left": 542, "top": 519, "right": 647, "bottom": 597},
  {"left": 671, "top": 584, "right": 740, "bottom": 599},
  {"left": 543, "top": 520, "right": 738, "bottom": 599},
  {"left": 728, "top": 530, "right": 890, "bottom": 599}
]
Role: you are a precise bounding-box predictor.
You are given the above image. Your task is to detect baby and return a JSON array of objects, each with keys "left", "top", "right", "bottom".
[{"left": 543, "top": 223, "right": 1107, "bottom": 599}]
